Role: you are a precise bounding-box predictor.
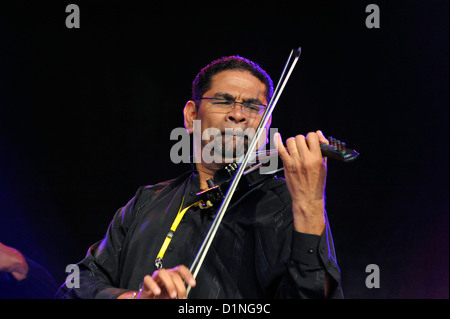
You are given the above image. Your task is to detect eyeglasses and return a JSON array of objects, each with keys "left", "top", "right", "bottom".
[{"left": 198, "top": 97, "right": 266, "bottom": 117}]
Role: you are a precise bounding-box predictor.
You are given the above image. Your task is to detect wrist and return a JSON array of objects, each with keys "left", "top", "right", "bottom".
[{"left": 292, "top": 199, "right": 325, "bottom": 235}]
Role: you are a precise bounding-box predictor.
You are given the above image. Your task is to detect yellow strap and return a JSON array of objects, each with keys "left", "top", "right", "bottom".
[{"left": 156, "top": 200, "right": 201, "bottom": 260}]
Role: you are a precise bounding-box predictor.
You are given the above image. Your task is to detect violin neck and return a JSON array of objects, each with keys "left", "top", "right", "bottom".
[{"left": 254, "top": 139, "right": 360, "bottom": 163}]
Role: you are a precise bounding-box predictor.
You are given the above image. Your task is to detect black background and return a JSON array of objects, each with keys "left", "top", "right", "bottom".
[{"left": 0, "top": 1, "right": 448, "bottom": 298}]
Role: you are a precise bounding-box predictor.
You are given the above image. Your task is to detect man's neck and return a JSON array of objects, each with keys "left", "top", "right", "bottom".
[
  {"left": 195, "top": 165, "right": 216, "bottom": 190},
  {"left": 196, "top": 159, "right": 233, "bottom": 190}
]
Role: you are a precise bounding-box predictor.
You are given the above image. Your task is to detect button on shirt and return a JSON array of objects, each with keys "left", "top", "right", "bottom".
[{"left": 57, "top": 170, "right": 343, "bottom": 299}]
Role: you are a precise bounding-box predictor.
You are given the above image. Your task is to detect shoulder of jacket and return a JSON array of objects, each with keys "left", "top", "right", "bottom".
[
  {"left": 257, "top": 175, "right": 292, "bottom": 206},
  {"left": 134, "top": 171, "right": 192, "bottom": 205}
]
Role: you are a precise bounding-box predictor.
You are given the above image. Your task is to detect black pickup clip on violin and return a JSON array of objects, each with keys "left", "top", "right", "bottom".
[{"left": 186, "top": 47, "right": 359, "bottom": 296}]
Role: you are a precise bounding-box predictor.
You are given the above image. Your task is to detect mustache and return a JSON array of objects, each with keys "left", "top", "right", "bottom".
[
  {"left": 204, "top": 132, "right": 250, "bottom": 160},
  {"left": 213, "top": 128, "right": 255, "bottom": 139}
]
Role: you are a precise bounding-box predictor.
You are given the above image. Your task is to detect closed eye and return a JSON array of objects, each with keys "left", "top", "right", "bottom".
[{"left": 211, "top": 98, "right": 234, "bottom": 105}]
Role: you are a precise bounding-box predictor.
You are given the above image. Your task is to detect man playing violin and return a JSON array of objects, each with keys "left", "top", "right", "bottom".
[{"left": 58, "top": 56, "right": 343, "bottom": 299}]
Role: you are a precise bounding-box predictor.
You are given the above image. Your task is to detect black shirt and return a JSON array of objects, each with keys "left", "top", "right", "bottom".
[{"left": 57, "top": 170, "right": 343, "bottom": 299}]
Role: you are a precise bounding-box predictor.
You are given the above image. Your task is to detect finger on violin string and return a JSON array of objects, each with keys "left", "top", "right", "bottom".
[
  {"left": 305, "top": 132, "right": 322, "bottom": 153},
  {"left": 316, "top": 130, "right": 329, "bottom": 145},
  {"left": 273, "top": 132, "right": 289, "bottom": 157},
  {"left": 316, "top": 130, "right": 328, "bottom": 164},
  {"left": 286, "top": 135, "right": 303, "bottom": 159}
]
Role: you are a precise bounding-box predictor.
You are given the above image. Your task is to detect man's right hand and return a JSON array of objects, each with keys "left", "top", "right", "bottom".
[{"left": 137, "top": 265, "right": 196, "bottom": 299}]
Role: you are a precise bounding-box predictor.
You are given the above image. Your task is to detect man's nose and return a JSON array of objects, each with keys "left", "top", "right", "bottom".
[{"left": 226, "top": 104, "right": 247, "bottom": 123}]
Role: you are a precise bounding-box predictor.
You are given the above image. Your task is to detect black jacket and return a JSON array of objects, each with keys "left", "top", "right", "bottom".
[{"left": 57, "top": 170, "right": 343, "bottom": 299}]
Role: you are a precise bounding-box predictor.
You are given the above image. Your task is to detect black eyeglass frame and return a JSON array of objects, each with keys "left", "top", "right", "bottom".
[{"left": 197, "top": 97, "right": 267, "bottom": 115}]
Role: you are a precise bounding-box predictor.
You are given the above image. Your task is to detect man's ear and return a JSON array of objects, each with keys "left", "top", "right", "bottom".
[{"left": 183, "top": 100, "right": 197, "bottom": 134}]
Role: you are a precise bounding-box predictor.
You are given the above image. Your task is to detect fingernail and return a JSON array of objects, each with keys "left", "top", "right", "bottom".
[{"left": 274, "top": 132, "right": 280, "bottom": 144}]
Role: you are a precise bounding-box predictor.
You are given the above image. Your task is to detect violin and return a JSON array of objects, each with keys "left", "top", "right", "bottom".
[{"left": 195, "top": 137, "right": 360, "bottom": 210}]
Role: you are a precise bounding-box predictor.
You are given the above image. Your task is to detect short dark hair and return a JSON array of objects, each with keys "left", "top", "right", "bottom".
[{"left": 192, "top": 55, "right": 274, "bottom": 108}]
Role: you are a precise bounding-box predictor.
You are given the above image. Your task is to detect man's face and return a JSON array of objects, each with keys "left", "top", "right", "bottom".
[{"left": 194, "top": 70, "right": 270, "bottom": 166}]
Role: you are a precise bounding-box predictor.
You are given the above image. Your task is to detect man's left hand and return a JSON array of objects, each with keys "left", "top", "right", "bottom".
[{"left": 275, "top": 130, "right": 328, "bottom": 235}]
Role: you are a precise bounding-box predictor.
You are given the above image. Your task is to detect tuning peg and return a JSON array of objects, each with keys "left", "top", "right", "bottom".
[
  {"left": 329, "top": 137, "right": 338, "bottom": 147},
  {"left": 328, "top": 136, "right": 334, "bottom": 145}
]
